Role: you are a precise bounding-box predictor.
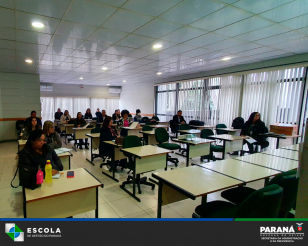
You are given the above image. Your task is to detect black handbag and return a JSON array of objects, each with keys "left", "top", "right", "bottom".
[{"left": 11, "top": 163, "right": 41, "bottom": 190}]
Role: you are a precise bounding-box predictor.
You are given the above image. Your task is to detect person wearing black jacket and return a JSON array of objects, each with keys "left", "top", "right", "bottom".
[
  {"left": 74, "top": 112, "right": 89, "bottom": 149},
  {"left": 84, "top": 108, "right": 92, "bottom": 119},
  {"left": 54, "top": 108, "right": 63, "bottom": 120},
  {"left": 172, "top": 110, "right": 186, "bottom": 131},
  {"left": 19, "top": 129, "right": 63, "bottom": 176},
  {"left": 241, "top": 112, "right": 269, "bottom": 153},
  {"left": 95, "top": 108, "right": 102, "bottom": 119}
]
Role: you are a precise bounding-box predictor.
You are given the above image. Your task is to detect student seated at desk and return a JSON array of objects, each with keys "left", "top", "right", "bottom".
[
  {"left": 172, "top": 110, "right": 186, "bottom": 131},
  {"left": 25, "top": 111, "right": 42, "bottom": 127},
  {"left": 74, "top": 112, "right": 89, "bottom": 149},
  {"left": 43, "top": 121, "right": 62, "bottom": 149},
  {"left": 85, "top": 108, "right": 92, "bottom": 119},
  {"left": 19, "top": 129, "right": 63, "bottom": 176},
  {"left": 95, "top": 108, "right": 102, "bottom": 119},
  {"left": 134, "top": 109, "right": 143, "bottom": 122},
  {"left": 241, "top": 112, "right": 269, "bottom": 154},
  {"left": 22, "top": 117, "right": 41, "bottom": 140},
  {"left": 54, "top": 108, "right": 63, "bottom": 120},
  {"left": 97, "top": 109, "right": 107, "bottom": 123},
  {"left": 112, "top": 109, "right": 121, "bottom": 121},
  {"left": 60, "top": 110, "right": 72, "bottom": 124},
  {"left": 118, "top": 109, "right": 135, "bottom": 137}
]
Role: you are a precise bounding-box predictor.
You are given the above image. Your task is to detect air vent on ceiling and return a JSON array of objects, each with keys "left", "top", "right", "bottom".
[
  {"left": 40, "top": 85, "right": 53, "bottom": 91},
  {"left": 109, "top": 88, "right": 121, "bottom": 94}
]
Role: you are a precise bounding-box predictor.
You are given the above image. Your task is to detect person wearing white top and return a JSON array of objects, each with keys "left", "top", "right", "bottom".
[{"left": 60, "top": 110, "right": 72, "bottom": 124}]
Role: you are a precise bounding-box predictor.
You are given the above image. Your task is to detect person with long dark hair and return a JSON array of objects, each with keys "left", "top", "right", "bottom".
[
  {"left": 19, "top": 129, "right": 63, "bottom": 176},
  {"left": 241, "top": 112, "right": 269, "bottom": 153},
  {"left": 22, "top": 117, "right": 41, "bottom": 140},
  {"left": 74, "top": 112, "right": 89, "bottom": 149},
  {"left": 117, "top": 109, "right": 133, "bottom": 137},
  {"left": 84, "top": 108, "right": 92, "bottom": 119}
]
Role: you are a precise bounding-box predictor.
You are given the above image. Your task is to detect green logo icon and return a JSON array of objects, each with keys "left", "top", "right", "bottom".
[{"left": 5, "top": 223, "right": 24, "bottom": 242}]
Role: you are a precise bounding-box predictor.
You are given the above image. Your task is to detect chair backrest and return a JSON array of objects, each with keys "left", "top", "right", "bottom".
[
  {"left": 216, "top": 124, "right": 227, "bottom": 135},
  {"left": 142, "top": 117, "right": 149, "bottom": 122},
  {"left": 145, "top": 121, "right": 155, "bottom": 126},
  {"left": 91, "top": 127, "right": 101, "bottom": 134},
  {"left": 92, "top": 117, "right": 97, "bottom": 120},
  {"left": 16, "top": 120, "right": 25, "bottom": 130},
  {"left": 123, "top": 135, "right": 142, "bottom": 149},
  {"left": 179, "top": 124, "right": 191, "bottom": 130},
  {"left": 169, "top": 120, "right": 176, "bottom": 133},
  {"left": 155, "top": 128, "right": 169, "bottom": 144},
  {"left": 266, "top": 170, "right": 298, "bottom": 217},
  {"left": 200, "top": 129, "right": 214, "bottom": 139},
  {"left": 142, "top": 126, "right": 152, "bottom": 131},
  {"left": 231, "top": 117, "right": 244, "bottom": 129},
  {"left": 235, "top": 184, "right": 283, "bottom": 218},
  {"left": 152, "top": 116, "right": 160, "bottom": 121}
]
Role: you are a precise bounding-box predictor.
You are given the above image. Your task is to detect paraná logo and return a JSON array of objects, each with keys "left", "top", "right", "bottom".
[
  {"left": 5, "top": 223, "right": 24, "bottom": 242},
  {"left": 296, "top": 223, "right": 303, "bottom": 232}
]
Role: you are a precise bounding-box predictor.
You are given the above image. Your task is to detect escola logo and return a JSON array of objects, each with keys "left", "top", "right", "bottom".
[{"left": 5, "top": 223, "right": 24, "bottom": 242}]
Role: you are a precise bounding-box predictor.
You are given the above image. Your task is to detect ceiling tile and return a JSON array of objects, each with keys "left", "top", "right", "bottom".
[
  {"left": 190, "top": 6, "right": 252, "bottom": 31},
  {"left": 103, "top": 9, "right": 153, "bottom": 33},
  {"left": 42, "top": 54, "right": 68, "bottom": 62},
  {"left": 297, "top": 26, "right": 308, "bottom": 35},
  {"left": 77, "top": 41, "right": 111, "bottom": 53},
  {"left": 180, "top": 48, "right": 212, "bottom": 58},
  {"left": 125, "top": 49, "right": 156, "bottom": 58},
  {"left": 144, "top": 52, "right": 174, "bottom": 60},
  {"left": 92, "top": 0, "right": 127, "bottom": 7},
  {"left": 254, "top": 30, "right": 306, "bottom": 46},
  {"left": 16, "top": 11, "right": 60, "bottom": 34},
  {"left": 205, "top": 38, "right": 246, "bottom": 51},
  {"left": 235, "top": 24, "right": 292, "bottom": 42},
  {"left": 183, "top": 32, "right": 229, "bottom": 47},
  {"left": 39, "top": 60, "right": 61, "bottom": 66},
  {"left": 16, "top": 50, "right": 43, "bottom": 60},
  {"left": 64, "top": 0, "right": 117, "bottom": 27},
  {"left": 220, "top": 43, "right": 261, "bottom": 54},
  {"left": 160, "top": 0, "right": 226, "bottom": 25},
  {"left": 0, "top": 8, "right": 15, "bottom": 28},
  {"left": 88, "top": 28, "right": 128, "bottom": 44},
  {"left": 251, "top": 50, "right": 291, "bottom": 60},
  {"left": 92, "top": 53, "right": 120, "bottom": 61},
  {"left": 16, "top": 30, "right": 52, "bottom": 45},
  {"left": 0, "top": 0, "right": 14, "bottom": 9},
  {"left": 71, "top": 50, "right": 98, "bottom": 59},
  {"left": 269, "top": 36, "right": 308, "bottom": 50},
  {"left": 55, "top": 21, "right": 97, "bottom": 39},
  {"left": 49, "top": 36, "right": 84, "bottom": 49},
  {"left": 236, "top": 47, "right": 276, "bottom": 57},
  {"left": 122, "top": 0, "right": 182, "bottom": 16},
  {"left": 129, "top": 59, "right": 156, "bottom": 66},
  {"left": 58, "top": 62, "right": 81, "bottom": 68},
  {"left": 214, "top": 16, "right": 273, "bottom": 37},
  {"left": 102, "top": 46, "right": 134, "bottom": 56},
  {"left": 260, "top": 0, "right": 308, "bottom": 22},
  {"left": 16, "top": 42, "right": 47, "bottom": 53},
  {"left": 194, "top": 51, "right": 230, "bottom": 61},
  {"left": 134, "top": 18, "right": 183, "bottom": 38},
  {"left": 280, "top": 13, "right": 308, "bottom": 30},
  {"left": 0, "top": 40, "right": 15, "bottom": 50},
  {"left": 233, "top": 0, "right": 293, "bottom": 14},
  {"left": 0, "top": 26, "right": 15, "bottom": 40},
  {"left": 162, "top": 44, "right": 196, "bottom": 55},
  {"left": 114, "top": 56, "right": 139, "bottom": 63},
  {"left": 45, "top": 46, "right": 74, "bottom": 56},
  {"left": 116, "top": 34, "right": 155, "bottom": 48},
  {"left": 161, "top": 26, "right": 207, "bottom": 43}
]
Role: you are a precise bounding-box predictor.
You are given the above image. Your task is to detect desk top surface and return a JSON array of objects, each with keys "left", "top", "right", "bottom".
[
  {"left": 151, "top": 125, "right": 168, "bottom": 128},
  {"left": 85, "top": 133, "right": 100, "bottom": 138},
  {"left": 121, "top": 145, "right": 171, "bottom": 157},
  {"left": 198, "top": 159, "right": 280, "bottom": 182},
  {"left": 122, "top": 127, "right": 142, "bottom": 130},
  {"left": 261, "top": 148, "right": 299, "bottom": 161},
  {"left": 235, "top": 153, "right": 298, "bottom": 171},
  {"left": 173, "top": 137, "right": 215, "bottom": 145},
  {"left": 104, "top": 140, "right": 122, "bottom": 147},
  {"left": 190, "top": 125, "right": 214, "bottom": 129},
  {"left": 208, "top": 134, "right": 248, "bottom": 141},
  {"left": 215, "top": 128, "right": 241, "bottom": 132},
  {"left": 73, "top": 127, "right": 93, "bottom": 130},
  {"left": 57, "top": 152, "right": 71, "bottom": 157},
  {"left": 177, "top": 129, "right": 201, "bottom": 134},
  {"left": 63, "top": 124, "right": 74, "bottom": 127},
  {"left": 140, "top": 130, "right": 155, "bottom": 135},
  {"left": 25, "top": 168, "right": 101, "bottom": 202},
  {"left": 281, "top": 144, "right": 299, "bottom": 151},
  {"left": 18, "top": 140, "right": 27, "bottom": 145},
  {"left": 153, "top": 166, "right": 243, "bottom": 197}
]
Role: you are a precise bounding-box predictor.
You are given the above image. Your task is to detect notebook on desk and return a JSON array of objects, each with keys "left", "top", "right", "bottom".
[
  {"left": 125, "top": 122, "right": 138, "bottom": 129},
  {"left": 82, "top": 123, "right": 90, "bottom": 129}
]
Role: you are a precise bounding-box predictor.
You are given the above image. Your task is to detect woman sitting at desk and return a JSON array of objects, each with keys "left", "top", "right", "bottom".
[
  {"left": 85, "top": 108, "right": 92, "bottom": 119},
  {"left": 19, "top": 129, "right": 63, "bottom": 176},
  {"left": 22, "top": 117, "right": 41, "bottom": 140},
  {"left": 117, "top": 109, "right": 134, "bottom": 137},
  {"left": 241, "top": 112, "right": 269, "bottom": 153},
  {"left": 74, "top": 112, "right": 89, "bottom": 149},
  {"left": 43, "top": 121, "right": 62, "bottom": 149}
]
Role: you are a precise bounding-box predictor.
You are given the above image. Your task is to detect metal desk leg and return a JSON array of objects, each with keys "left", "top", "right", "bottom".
[
  {"left": 276, "top": 138, "right": 280, "bottom": 149},
  {"left": 201, "top": 195, "right": 207, "bottom": 205},
  {"left": 186, "top": 145, "right": 190, "bottom": 167},
  {"left": 86, "top": 137, "right": 95, "bottom": 166},
  {"left": 222, "top": 140, "right": 226, "bottom": 159},
  {"left": 157, "top": 180, "right": 163, "bottom": 218},
  {"left": 101, "top": 152, "right": 119, "bottom": 182},
  {"left": 95, "top": 187, "right": 99, "bottom": 218},
  {"left": 264, "top": 177, "right": 269, "bottom": 186}
]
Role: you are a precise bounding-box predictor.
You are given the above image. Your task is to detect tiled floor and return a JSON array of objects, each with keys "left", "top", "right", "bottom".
[{"left": 0, "top": 136, "right": 295, "bottom": 218}]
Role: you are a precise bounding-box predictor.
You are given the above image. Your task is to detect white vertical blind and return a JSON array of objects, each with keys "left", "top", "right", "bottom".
[
  {"left": 54, "top": 97, "right": 73, "bottom": 117},
  {"left": 40, "top": 97, "right": 54, "bottom": 124},
  {"left": 73, "top": 98, "right": 90, "bottom": 117},
  {"left": 90, "top": 98, "right": 119, "bottom": 116},
  {"left": 156, "top": 84, "right": 176, "bottom": 122}
]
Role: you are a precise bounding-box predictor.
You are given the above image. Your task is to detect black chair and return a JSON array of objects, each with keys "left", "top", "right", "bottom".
[
  {"left": 193, "top": 184, "right": 283, "bottom": 218},
  {"left": 178, "top": 124, "right": 191, "bottom": 155},
  {"left": 120, "top": 135, "right": 155, "bottom": 194},
  {"left": 221, "top": 170, "right": 298, "bottom": 218},
  {"left": 142, "top": 125, "right": 152, "bottom": 145},
  {"left": 16, "top": 120, "right": 25, "bottom": 137},
  {"left": 216, "top": 123, "right": 228, "bottom": 135},
  {"left": 200, "top": 129, "right": 224, "bottom": 161}
]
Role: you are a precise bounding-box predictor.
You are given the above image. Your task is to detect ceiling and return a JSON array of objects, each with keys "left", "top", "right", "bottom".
[{"left": 0, "top": 0, "right": 308, "bottom": 86}]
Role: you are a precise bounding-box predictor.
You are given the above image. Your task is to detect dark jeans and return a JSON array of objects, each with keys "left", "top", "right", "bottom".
[{"left": 245, "top": 140, "right": 269, "bottom": 154}]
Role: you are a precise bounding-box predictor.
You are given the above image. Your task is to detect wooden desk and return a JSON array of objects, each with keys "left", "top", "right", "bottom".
[
  {"left": 122, "top": 127, "right": 143, "bottom": 138},
  {"left": 172, "top": 138, "right": 214, "bottom": 167},
  {"left": 63, "top": 124, "right": 74, "bottom": 145},
  {"left": 23, "top": 168, "right": 102, "bottom": 218},
  {"left": 157, "top": 121, "right": 169, "bottom": 126},
  {"left": 85, "top": 119, "right": 97, "bottom": 128},
  {"left": 85, "top": 133, "right": 100, "bottom": 166},
  {"left": 151, "top": 125, "right": 169, "bottom": 130},
  {"left": 198, "top": 159, "right": 280, "bottom": 183},
  {"left": 152, "top": 166, "right": 243, "bottom": 218},
  {"left": 215, "top": 128, "right": 241, "bottom": 135},
  {"left": 72, "top": 128, "right": 92, "bottom": 152},
  {"left": 120, "top": 145, "right": 172, "bottom": 202},
  {"left": 208, "top": 134, "right": 248, "bottom": 159},
  {"left": 177, "top": 129, "right": 201, "bottom": 138},
  {"left": 260, "top": 134, "right": 301, "bottom": 149},
  {"left": 190, "top": 125, "right": 214, "bottom": 130},
  {"left": 58, "top": 122, "right": 66, "bottom": 132},
  {"left": 104, "top": 141, "right": 126, "bottom": 182},
  {"left": 235, "top": 153, "right": 298, "bottom": 172},
  {"left": 18, "top": 140, "right": 27, "bottom": 152},
  {"left": 261, "top": 148, "right": 299, "bottom": 161},
  {"left": 57, "top": 152, "right": 72, "bottom": 170},
  {"left": 281, "top": 143, "right": 300, "bottom": 151}
]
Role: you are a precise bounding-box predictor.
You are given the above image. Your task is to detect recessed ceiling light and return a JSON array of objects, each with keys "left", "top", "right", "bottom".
[
  {"left": 79, "top": 77, "right": 83, "bottom": 80},
  {"left": 102, "top": 67, "right": 108, "bottom": 70},
  {"left": 25, "top": 59, "right": 33, "bottom": 63},
  {"left": 32, "top": 22, "right": 44, "bottom": 28},
  {"left": 107, "top": 84, "right": 110, "bottom": 85},
  {"left": 157, "top": 72, "right": 162, "bottom": 75},
  {"left": 123, "top": 80, "right": 126, "bottom": 82},
  {"left": 222, "top": 57, "right": 231, "bottom": 61},
  {"left": 153, "top": 44, "right": 162, "bottom": 49}
]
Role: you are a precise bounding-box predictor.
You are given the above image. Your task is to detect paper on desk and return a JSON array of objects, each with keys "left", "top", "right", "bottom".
[
  {"left": 54, "top": 148, "right": 72, "bottom": 155},
  {"left": 52, "top": 173, "right": 61, "bottom": 179},
  {"left": 246, "top": 138, "right": 257, "bottom": 144}
]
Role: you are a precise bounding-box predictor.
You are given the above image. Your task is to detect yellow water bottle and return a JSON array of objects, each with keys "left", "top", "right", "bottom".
[{"left": 45, "top": 160, "right": 52, "bottom": 183}]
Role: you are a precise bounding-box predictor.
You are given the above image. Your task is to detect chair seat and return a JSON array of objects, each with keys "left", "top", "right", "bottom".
[
  {"left": 211, "top": 145, "right": 224, "bottom": 152},
  {"left": 195, "top": 201, "right": 237, "bottom": 218},
  {"left": 157, "top": 143, "right": 181, "bottom": 150},
  {"left": 221, "top": 187, "right": 256, "bottom": 205}
]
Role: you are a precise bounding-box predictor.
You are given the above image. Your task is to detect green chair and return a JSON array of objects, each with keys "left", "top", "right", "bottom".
[
  {"left": 121, "top": 135, "right": 155, "bottom": 194},
  {"left": 221, "top": 170, "right": 298, "bottom": 218},
  {"left": 216, "top": 123, "right": 228, "bottom": 135},
  {"left": 152, "top": 116, "right": 160, "bottom": 121},
  {"left": 155, "top": 128, "right": 180, "bottom": 169},
  {"left": 142, "top": 116, "right": 149, "bottom": 123},
  {"left": 142, "top": 125, "right": 153, "bottom": 145},
  {"left": 193, "top": 184, "right": 283, "bottom": 218},
  {"left": 145, "top": 121, "right": 155, "bottom": 126},
  {"left": 179, "top": 124, "right": 191, "bottom": 155},
  {"left": 91, "top": 127, "right": 101, "bottom": 134},
  {"left": 200, "top": 129, "right": 223, "bottom": 161}
]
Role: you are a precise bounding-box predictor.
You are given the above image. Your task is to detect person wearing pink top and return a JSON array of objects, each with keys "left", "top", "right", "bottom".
[{"left": 118, "top": 109, "right": 132, "bottom": 137}]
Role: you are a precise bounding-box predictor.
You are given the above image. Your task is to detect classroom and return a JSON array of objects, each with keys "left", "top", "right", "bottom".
[{"left": 0, "top": 0, "right": 307, "bottom": 220}]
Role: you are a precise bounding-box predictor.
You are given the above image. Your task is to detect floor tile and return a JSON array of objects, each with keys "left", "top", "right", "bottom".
[
  {"left": 108, "top": 197, "right": 143, "bottom": 217},
  {"left": 122, "top": 211, "right": 152, "bottom": 218},
  {"left": 145, "top": 206, "right": 183, "bottom": 218},
  {"left": 99, "top": 186, "right": 128, "bottom": 202},
  {"left": 0, "top": 208, "right": 23, "bottom": 218},
  {"left": 167, "top": 200, "right": 197, "bottom": 218},
  {"left": 86, "top": 203, "right": 119, "bottom": 218}
]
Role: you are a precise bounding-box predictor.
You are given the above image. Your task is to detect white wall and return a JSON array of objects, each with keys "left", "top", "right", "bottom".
[
  {"left": 119, "top": 80, "right": 155, "bottom": 115},
  {"left": 40, "top": 83, "right": 120, "bottom": 98},
  {"left": 0, "top": 73, "right": 40, "bottom": 141}
]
